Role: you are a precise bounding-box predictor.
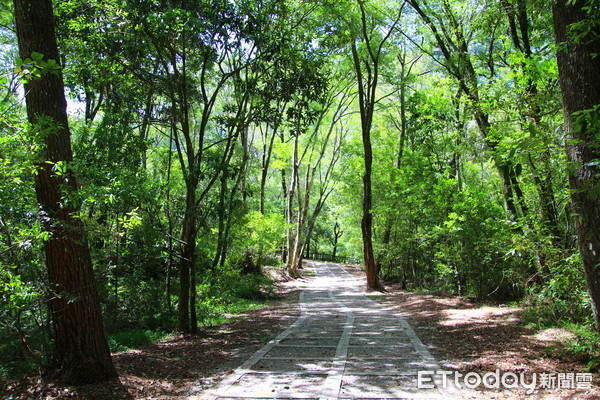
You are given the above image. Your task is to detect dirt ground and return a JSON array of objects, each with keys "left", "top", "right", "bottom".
[{"left": 2, "top": 264, "right": 599, "bottom": 399}]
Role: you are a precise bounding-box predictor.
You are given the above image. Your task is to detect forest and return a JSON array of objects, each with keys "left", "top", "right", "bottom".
[{"left": 0, "top": 0, "right": 599, "bottom": 389}]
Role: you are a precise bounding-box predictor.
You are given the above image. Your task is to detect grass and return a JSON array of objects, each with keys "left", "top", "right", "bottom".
[
  {"left": 196, "top": 270, "right": 277, "bottom": 327},
  {"left": 108, "top": 330, "right": 172, "bottom": 352},
  {"left": 520, "top": 296, "right": 599, "bottom": 372},
  {"left": 560, "top": 323, "right": 600, "bottom": 372},
  {"left": 198, "top": 297, "right": 266, "bottom": 327}
]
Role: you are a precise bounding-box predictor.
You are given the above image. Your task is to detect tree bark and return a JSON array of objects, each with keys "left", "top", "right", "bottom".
[
  {"left": 286, "top": 134, "right": 300, "bottom": 278},
  {"left": 553, "top": 0, "right": 600, "bottom": 331},
  {"left": 332, "top": 221, "right": 342, "bottom": 262},
  {"left": 212, "top": 170, "right": 229, "bottom": 270},
  {"left": 178, "top": 178, "right": 197, "bottom": 333},
  {"left": 361, "top": 146, "right": 380, "bottom": 290},
  {"left": 259, "top": 107, "right": 283, "bottom": 215},
  {"left": 13, "top": 0, "right": 117, "bottom": 384}
]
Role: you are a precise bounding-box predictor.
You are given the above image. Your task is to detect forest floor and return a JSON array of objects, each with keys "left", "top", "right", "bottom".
[{"left": 2, "top": 263, "right": 599, "bottom": 399}]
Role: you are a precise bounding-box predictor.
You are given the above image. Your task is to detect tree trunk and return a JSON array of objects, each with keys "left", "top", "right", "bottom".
[
  {"left": 260, "top": 115, "right": 282, "bottom": 215},
  {"left": 348, "top": 0, "right": 392, "bottom": 292},
  {"left": 527, "top": 152, "right": 562, "bottom": 242},
  {"left": 212, "top": 171, "right": 228, "bottom": 270},
  {"left": 290, "top": 161, "right": 312, "bottom": 272},
  {"left": 362, "top": 141, "right": 382, "bottom": 290},
  {"left": 172, "top": 45, "right": 200, "bottom": 334},
  {"left": 286, "top": 135, "right": 300, "bottom": 278},
  {"left": 280, "top": 167, "right": 288, "bottom": 264},
  {"left": 13, "top": 0, "right": 117, "bottom": 384},
  {"left": 553, "top": 0, "right": 600, "bottom": 331},
  {"left": 178, "top": 178, "right": 197, "bottom": 333},
  {"left": 166, "top": 129, "right": 174, "bottom": 313},
  {"left": 356, "top": 61, "right": 381, "bottom": 290},
  {"left": 332, "top": 222, "right": 342, "bottom": 262}
]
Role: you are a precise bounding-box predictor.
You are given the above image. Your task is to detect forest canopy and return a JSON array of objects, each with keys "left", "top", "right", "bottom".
[{"left": 0, "top": 0, "right": 599, "bottom": 384}]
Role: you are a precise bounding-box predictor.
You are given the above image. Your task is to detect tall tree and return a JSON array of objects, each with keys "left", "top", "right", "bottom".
[
  {"left": 377, "top": 46, "right": 420, "bottom": 275},
  {"left": 553, "top": 0, "right": 600, "bottom": 330},
  {"left": 348, "top": 0, "right": 402, "bottom": 290},
  {"left": 12, "top": 0, "right": 117, "bottom": 383}
]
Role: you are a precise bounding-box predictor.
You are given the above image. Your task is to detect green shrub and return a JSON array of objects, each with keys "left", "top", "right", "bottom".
[
  {"left": 522, "top": 251, "right": 592, "bottom": 328},
  {"left": 231, "top": 273, "right": 275, "bottom": 300},
  {"left": 194, "top": 269, "right": 274, "bottom": 327},
  {"left": 563, "top": 323, "right": 600, "bottom": 370}
]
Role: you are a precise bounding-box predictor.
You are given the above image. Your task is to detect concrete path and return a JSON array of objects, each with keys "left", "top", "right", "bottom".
[{"left": 195, "top": 262, "right": 457, "bottom": 400}]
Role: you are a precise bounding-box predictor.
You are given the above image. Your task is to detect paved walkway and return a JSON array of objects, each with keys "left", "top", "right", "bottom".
[{"left": 195, "top": 262, "right": 457, "bottom": 399}]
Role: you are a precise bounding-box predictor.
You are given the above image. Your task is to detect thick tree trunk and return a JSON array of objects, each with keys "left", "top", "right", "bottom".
[
  {"left": 553, "top": 0, "right": 600, "bottom": 331},
  {"left": 362, "top": 140, "right": 383, "bottom": 291},
  {"left": 13, "top": 0, "right": 117, "bottom": 384}
]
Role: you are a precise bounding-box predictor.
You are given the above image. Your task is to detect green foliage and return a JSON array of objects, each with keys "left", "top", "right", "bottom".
[
  {"left": 108, "top": 330, "right": 171, "bottom": 353},
  {"left": 244, "top": 211, "right": 286, "bottom": 255},
  {"left": 14, "top": 52, "right": 61, "bottom": 84},
  {"left": 0, "top": 332, "right": 39, "bottom": 378},
  {"left": 430, "top": 188, "right": 524, "bottom": 299},
  {"left": 523, "top": 251, "right": 592, "bottom": 328},
  {"left": 561, "top": 323, "right": 600, "bottom": 371},
  {"left": 0, "top": 71, "right": 51, "bottom": 378},
  {"left": 196, "top": 269, "right": 274, "bottom": 327}
]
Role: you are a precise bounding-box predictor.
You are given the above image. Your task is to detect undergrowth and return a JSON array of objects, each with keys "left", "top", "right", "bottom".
[
  {"left": 0, "top": 268, "right": 279, "bottom": 379},
  {"left": 561, "top": 323, "right": 600, "bottom": 372},
  {"left": 521, "top": 283, "right": 599, "bottom": 372},
  {"left": 196, "top": 271, "right": 276, "bottom": 327},
  {"left": 108, "top": 330, "right": 171, "bottom": 352}
]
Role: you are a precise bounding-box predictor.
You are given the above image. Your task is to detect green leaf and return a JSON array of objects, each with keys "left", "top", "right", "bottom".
[
  {"left": 30, "top": 52, "right": 44, "bottom": 61},
  {"left": 527, "top": 123, "right": 538, "bottom": 138}
]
